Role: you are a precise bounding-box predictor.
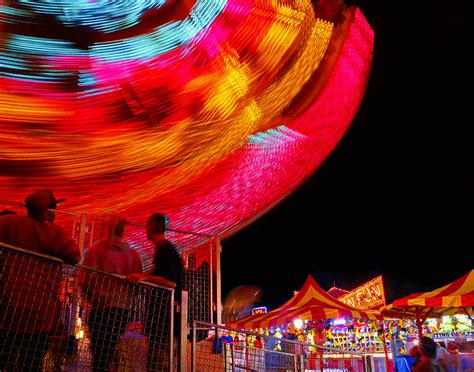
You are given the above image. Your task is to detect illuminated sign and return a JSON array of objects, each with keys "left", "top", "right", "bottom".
[
  {"left": 339, "top": 275, "right": 386, "bottom": 310},
  {"left": 252, "top": 306, "right": 267, "bottom": 315}
]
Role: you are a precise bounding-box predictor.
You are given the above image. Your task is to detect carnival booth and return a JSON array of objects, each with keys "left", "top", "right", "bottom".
[
  {"left": 325, "top": 275, "right": 410, "bottom": 355},
  {"left": 229, "top": 275, "right": 391, "bottom": 371},
  {"left": 382, "top": 269, "right": 474, "bottom": 372}
]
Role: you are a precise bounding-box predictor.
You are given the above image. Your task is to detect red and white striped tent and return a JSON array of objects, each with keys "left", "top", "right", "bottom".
[
  {"left": 381, "top": 269, "right": 474, "bottom": 321},
  {"left": 228, "top": 275, "right": 382, "bottom": 330}
]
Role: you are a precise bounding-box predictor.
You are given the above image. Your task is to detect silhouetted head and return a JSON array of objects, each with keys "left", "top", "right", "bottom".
[
  {"left": 418, "top": 336, "right": 437, "bottom": 359},
  {"left": 25, "top": 190, "right": 50, "bottom": 222},
  {"left": 25, "top": 189, "right": 65, "bottom": 222},
  {"left": 146, "top": 213, "right": 168, "bottom": 240},
  {"left": 37, "top": 189, "right": 66, "bottom": 222},
  {"left": 105, "top": 214, "right": 128, "bottom": 239}
]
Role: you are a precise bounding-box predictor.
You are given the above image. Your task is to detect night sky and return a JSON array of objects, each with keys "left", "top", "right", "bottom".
[{"left": 221, "top": 0, "right": 473, "bottom": 310}]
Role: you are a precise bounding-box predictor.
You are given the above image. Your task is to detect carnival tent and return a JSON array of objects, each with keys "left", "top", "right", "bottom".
[
  {"left": 382, "top": 269, "right": 474, "bottom": 319},
  {"left": 228, "top": 274, "right": 382, "bottom": 330}
]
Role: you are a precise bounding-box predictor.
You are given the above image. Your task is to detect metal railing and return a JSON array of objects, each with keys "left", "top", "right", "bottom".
[
  {"left": 88, "top": 215, "right": 222, "bottom": 327},
  {"left": 190, "top": 321, "right": 388, "bottom": 372},
  {"left": 1, "top": 243, "right": 174, "bottom": 371},
  {"left": 1, "top": 201, "right": 222, "bottom": 335}
]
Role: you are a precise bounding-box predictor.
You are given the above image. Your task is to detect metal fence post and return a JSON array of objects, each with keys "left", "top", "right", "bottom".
[
  {"left": 299, "top": 354, "right": 305, "bottom": 371},
  {"left": 209, "top": 239, "right": 214, "bottom": 324},
  {"left": 179, "top": 291, "right": 188, "bottom": 372},
  {"left": 77, "top": 213, "right": 87, "bottom": 258},
  {"left": 391, "top": 337, "right": 398, "bottom": 372},
  {"left": 364, "top": 355, "right": 375, "bottom": 372},
  {"left": 169, "top": 289, "right": 175, "bottom": 372},
  {"left": 191, "top": 321, "right": 196, "bottom": 372},
  {"left": 215, "top": 236, "right": 222, "bottom": 325}
]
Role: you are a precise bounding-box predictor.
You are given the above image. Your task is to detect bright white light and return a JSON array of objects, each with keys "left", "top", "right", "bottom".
[
  {"left": 333, "top": 318, "right": 346, "bottom": 326},
  {"left": 413, "top": 339, "right": 419, "bottom": 345},
  {"left": 293, "top": 319, "right": 304, "bottom": 329}
]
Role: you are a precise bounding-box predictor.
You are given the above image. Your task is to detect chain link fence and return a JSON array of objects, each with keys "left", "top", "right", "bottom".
[
  {"left": 1, "top": 201, "right": 222, "bottom": 371},
  {"left": 1, "top": 243, "right": 174, "bottom": 371},
  {"left": 1, "top": 200, "right": 222, "bottom": 332},
  {"left": 88, "top": 215, "right": 221, "bottom": 328}
]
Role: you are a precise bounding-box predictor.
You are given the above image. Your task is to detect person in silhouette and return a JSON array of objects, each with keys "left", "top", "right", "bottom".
[
  {"left": 127, "top": 213, "right": 183, "bottom": 371},
  {"left": 0, "top": 189, "right": 80, "bottom": 371},
  {"left": 81, "top": 214, "right": 142, "bottom": 371}
]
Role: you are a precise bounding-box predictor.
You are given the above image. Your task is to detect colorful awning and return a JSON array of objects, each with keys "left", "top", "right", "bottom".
[
  {"left": 382, "top": 270, "right": 474, "bottom": 318},
  {"left": 228, "top": 275, "right": 382, "bottom": 330}
]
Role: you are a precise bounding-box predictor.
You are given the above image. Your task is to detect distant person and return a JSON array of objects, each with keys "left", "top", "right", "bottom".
[
  {"left": 127, "top": 212, "right": 183, "bottom": 371},
  {"left": 0, "top": 189, "right": 80, "bottom": 371},
  {"left": 80, "top": 214, "right": 142, "bottom": 371},
  {"left": 436, "top": 342, "right": 451, "bottom": 371},
  {"left": 445, "top": 342, "right": 461, "bottom": 372},
  {"left": 410, "top": 336, "right": 446, "bottom": 372}
]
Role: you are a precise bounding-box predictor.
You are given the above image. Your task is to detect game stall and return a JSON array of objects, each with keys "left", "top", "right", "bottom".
[{"left": 381, "top": 269, "right": 474, "bottom": 371}]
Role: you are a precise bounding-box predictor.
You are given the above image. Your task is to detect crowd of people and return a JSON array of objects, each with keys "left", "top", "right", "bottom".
[
  {"left": 409, "top": 336, "right": 467, "bottom": 372},
  {"left": 0, "top": 189, "right": 183, "bottom": 371}
]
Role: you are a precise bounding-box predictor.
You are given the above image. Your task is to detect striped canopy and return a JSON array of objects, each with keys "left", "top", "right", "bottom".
[
  {"left": 228, "top": 275, "right": 382, "bottom": 330},
  {"left": 382, "top": 270, "right": 474, "bottom": 319}
]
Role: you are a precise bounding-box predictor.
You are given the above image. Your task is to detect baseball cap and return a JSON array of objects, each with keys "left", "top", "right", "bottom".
[
  {"left": 25, "top": 190, "right": 51, "bottom": 210},
  {"left": 37, "top": 189, "right": 66, "bottom": 206},
  {"left": 25, "top": 189, "right": 66, "bottom": 210}
]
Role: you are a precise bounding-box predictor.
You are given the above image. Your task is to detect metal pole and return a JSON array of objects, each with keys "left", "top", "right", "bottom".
[
  {"left": 77, "top": 213, "right": 87, "bottom": 259},
  {"left": 179, "top": 291, "right": 188, "bottom": 372},
  {"left": 66, "top": 267, "right": 82, "bottom": 359},
  {"left": 215, "top": 236, "right": 222, "bottom": 325},
  {"left": 89, "top": 216, "right": 97, "bottom": 250},
  {"left": 365, "top": 355, "right": 375, "bottom": 372},
  {"left": 299, "top": 354, "right": 305, "bottom": 371},
  {"left": 169, "top": 289, "right": 175, "bottom": 372},
  {"left": 381, "top": 322, "right": 391, "bottom": 372},
  {"left": 391, "top": 337, "right": 398, "bottom": 372},
  {"left": 230, "top": 343, "right": 235, "bottom": 372},
  {"left": 209, "top": 238, "right": 214, "bottom": 324},
  {"left": 192, "top": 322, "right": 196, "bottom": 372}
]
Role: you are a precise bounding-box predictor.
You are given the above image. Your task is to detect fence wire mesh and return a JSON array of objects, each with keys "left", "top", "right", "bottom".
[
  {"left": 88, "top": 216, "right": 219, "bottom": 327},
  {"left": 0, "top": 244, "right": 174, "bottom": 372}
]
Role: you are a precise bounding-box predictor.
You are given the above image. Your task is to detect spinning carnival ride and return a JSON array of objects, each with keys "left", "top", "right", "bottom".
[{"left": 1, "top": 0, "right": 374, "bottom": 241}]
